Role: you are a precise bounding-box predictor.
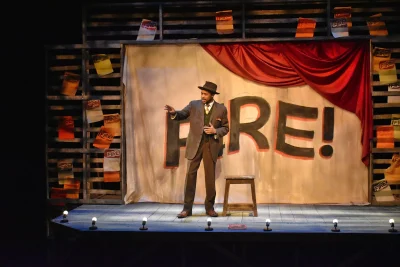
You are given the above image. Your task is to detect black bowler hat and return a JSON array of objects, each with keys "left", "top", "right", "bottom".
[{"left": 198, "top": 81, "right": 219, "bottom": 94}]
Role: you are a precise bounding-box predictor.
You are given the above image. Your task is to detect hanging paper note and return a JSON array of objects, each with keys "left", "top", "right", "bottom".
[
  {"left": 388, "top": 82, "right": 400, "bottom": 103},
  {"left": 61, "top": 72, "right": 80, "bottom": 96},
  {"left": 378, "top": 60, "right": 397, "bottom": 84},
  {"left": 93, "top": 126, "right": 115, "bottom": 149},
  {"left": 86, "top": 99, "right": 104, "bottom": 123},
  {"left": 333, "top": 7, "right": 352, "bottom": 28},
  {"left": 331, "top": 18, "right": 348, "bottom": 38},
  {"left": 57, "top": 159, "right": 74, "bottom": 185},
  {"left": 104, "top": 113, "right": 121, "bottom": 136},
  {"left": 372, "top": 179, "right": 394, "bottom": 202},
  {"left": 367, "top": 13, "right": 388, "bottom": 36},
  {"left": 372, "top": 47, "right": 391, "bottom": 72},
  {"left": 137, "top": 19, "right": 157, "bottom": 41},
  {"left": 92, "top": 54, "right": 114, "bottom": 76},
  {"left": 58, "top": 116, "right": 74, "bottom": 140},
  {"left": 295, "top": 18, "right": 316, "bottom": 38},
  {"left": 216, "top": 10, "right": 234, "bottom": 35},
  {"left": 391, "top": 114, "right": 400, "bottom": 140},
  {"left": 376, "top": 125, "right": 394, "bottom": 148},
  {"left": 103, "top": 149, "right": 121, "bottom": 182}
]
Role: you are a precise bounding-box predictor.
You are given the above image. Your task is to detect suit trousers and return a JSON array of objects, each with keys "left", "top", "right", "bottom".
[{"left": 183, "top": 138, "right": 216, "bottom": 212}]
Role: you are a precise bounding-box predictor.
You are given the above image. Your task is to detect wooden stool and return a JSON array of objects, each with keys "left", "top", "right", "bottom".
[{"left": 222, "top": 175, "right": 258, "bottom": 217}]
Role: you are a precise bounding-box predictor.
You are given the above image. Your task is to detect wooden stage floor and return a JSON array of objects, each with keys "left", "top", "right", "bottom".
[
  {"left": 47, "top": 203, "right": 399, "bottom": 267},
  {"left": 51, "top": 202, "right": 400, "bottom": 235}
]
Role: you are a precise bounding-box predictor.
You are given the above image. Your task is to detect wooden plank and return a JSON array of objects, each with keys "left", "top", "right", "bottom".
[
  {"left": 47, "top": 198, "right": 124, "bottom": 204},
  {"left": 49, "top": 105, "right": 121, "bottom": 110},
  {"left": 88, "top": 189, "right": 121, "bottom": 195},
  {"left": 372, "top": 148, "right": 400, "bottom": 153},
  {"left": 373, "top": 114, "right": 398, "bottom": 119},
  {"left": 372, "top": 91, "right": 400, "bottom": 97},
  {"left": 47, "top": 95, "right": 121, "bottom": 100},
  {"left": 47, "top": 148, "right": 107, "bottom": 153},
  {"left": 51, "top": 138, "right": 82, "bottom": 143},
  {"left": 373, "top": 103, "right": 400, "bottom": 108},
  {"left": 88, "top": 73, "right": 121, "bottom": 78},
  {"left": 50, "top": 86, "right": 122, "bottom": 91},
  {"left": 48, "top": 167, "right": 105, "bottom": 172},
  {"left": 373, "top": 159, "right": 392, "bottom": 164},
  {"left": 48, "top": 158, "right": 103, "bottom": 164}
]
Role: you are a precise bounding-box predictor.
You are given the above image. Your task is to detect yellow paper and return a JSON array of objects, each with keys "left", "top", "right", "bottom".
[
  {"left": 57, "top": 159, "right": 74, "bottom": 185},
  {"left": 372, "top": 47, "right": 391, "bottom": 72},
  {"left": 93, "top": 54, "right": 114, "bottom": 76},
  {"left": 378, "top": 60, "right": 397, "bottom": 84}
]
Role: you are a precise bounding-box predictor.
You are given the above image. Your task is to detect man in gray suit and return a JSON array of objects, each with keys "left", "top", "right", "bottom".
[{"left": 165, "top": 81, "right": 229, "bottom": 218}]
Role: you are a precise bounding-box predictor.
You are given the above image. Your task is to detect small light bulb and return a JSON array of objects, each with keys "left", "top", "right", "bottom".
[
  {"left": 266, "top": 219, "right": 271, "bottom": 223},
  {"left": 92, "top": 217, "right": 97, "bottom": 222},
  {"left": 333, "top": 219, "right": 338, "bottom": 224},
  {"left": 207, "top": 218, "right": 212, "bottom": 222},
  {"left": 389, "top": 218, "right": 394, "bottom": 224},
  {"left": 143, "top": 217, "right": 147, "bottom": 222},
  {"left": 63, "top": 210, "right": 68, "bottom": 216}
]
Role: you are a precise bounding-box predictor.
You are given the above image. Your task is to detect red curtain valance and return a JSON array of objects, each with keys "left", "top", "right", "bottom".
[{"left": 201, "top": 40, "right": 372, "bottom": 166}]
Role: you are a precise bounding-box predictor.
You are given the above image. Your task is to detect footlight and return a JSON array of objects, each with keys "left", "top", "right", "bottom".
[
  {"left": 205, "top": 218, "right": 213, "bottom": 231},
  {"left": 263, "top": 218, "right": 272, "bottom": 231},
  {"left": 89, "top": 217, "right": 97, "bottom": 230},
  {"left": 331, "top": 219, "right": 340, "bottom": 232},
  {"left": 60, "top": 210, "right": 68, "bottom": 223},
  {"left": 140, "top": 217, "right": 148, "bottom": 230},
  {"left": 388, "top": 218, "right": 398, "bottom": 233}
]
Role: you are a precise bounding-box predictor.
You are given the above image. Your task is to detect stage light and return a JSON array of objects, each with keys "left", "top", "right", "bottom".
[
  {"left": 331, "top": 219, "right": 340, "bottom": 232},
  {"left": 263, "top": 218, "right": 272, "bottom": 231},
  {"left": 388, "top": 218, "right": 398, "bottom": 233},
  {"left": 89, "top": 217, "right": 97, "bottom": 230},
  {"left": 205, "top": 218, "right": 213, "bottom": 231},
  {"left": 140, "top": 217, "right": 148, "bottom": 230},
  {"left": 60, "top": 210, "right": 68, "bottom": 223}
]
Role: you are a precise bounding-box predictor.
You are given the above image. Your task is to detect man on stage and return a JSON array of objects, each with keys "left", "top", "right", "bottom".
[{"left": 164, "top": 81, "right": 229, "bottom": 218}]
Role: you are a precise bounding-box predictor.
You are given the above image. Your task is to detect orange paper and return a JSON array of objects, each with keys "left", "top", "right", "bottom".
[
  {"left": 376, "top": 125, "right": 394, "bottom": 148},
  {"left": 93, "top": 126, "right": 115, "bottom": 149},
  {"left": 295, "top": 18, "right": 316, "bottom": 38},
  {"left": 216, "top": 10, "right": 234, "bottom": 35},
  {"left": 58, "top": 116, "right": 74, "bottom": 140},
  {"left": 367, "top": 13, "right": 388, "bottom": 36},
  {"left": 61, "top": 72, "right": 80, "bottom": 96},
  {"left": 104, "top": 113, "right": 121, "bottom": 136}
]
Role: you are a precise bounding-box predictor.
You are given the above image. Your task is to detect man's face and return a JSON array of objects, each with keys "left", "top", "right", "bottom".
[{"left": 201, "top": 90, "right": 213, "bottom": 104}]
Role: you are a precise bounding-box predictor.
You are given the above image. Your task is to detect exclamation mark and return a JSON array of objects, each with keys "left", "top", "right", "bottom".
[{"left": 320, "top": 107, "right": 334, "bottom": 158}]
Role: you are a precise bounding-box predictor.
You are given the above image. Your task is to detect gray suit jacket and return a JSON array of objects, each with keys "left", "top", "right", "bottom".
[{"left": 173, "top": 100, "right": 229, "bottom": 162}]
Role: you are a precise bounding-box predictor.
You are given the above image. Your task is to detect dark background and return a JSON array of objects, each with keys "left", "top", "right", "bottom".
[{"left": 3, "top": 2, "right": 84, "bottom": 266}]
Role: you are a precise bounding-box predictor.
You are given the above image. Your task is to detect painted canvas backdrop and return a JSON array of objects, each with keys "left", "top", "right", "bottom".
[{"left": 123, "top": 44, "right": 368, "bottom": 205}]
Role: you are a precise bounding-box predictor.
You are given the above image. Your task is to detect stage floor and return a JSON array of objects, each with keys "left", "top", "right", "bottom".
[
  {"left": 51, "top": 202, "right": 400, "bottom": 235},
  {"left": 47, "top": 203, "right": 400, "bottom": 267}
]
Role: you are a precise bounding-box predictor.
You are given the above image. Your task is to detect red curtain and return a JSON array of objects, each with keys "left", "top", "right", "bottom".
[{"left": 201, "top": 41, "right": 372, "bottom": 166}]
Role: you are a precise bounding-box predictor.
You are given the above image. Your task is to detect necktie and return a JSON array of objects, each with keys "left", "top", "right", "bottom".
[{"left": 205, "top": 104, "right": 210, "bottom": 114}]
